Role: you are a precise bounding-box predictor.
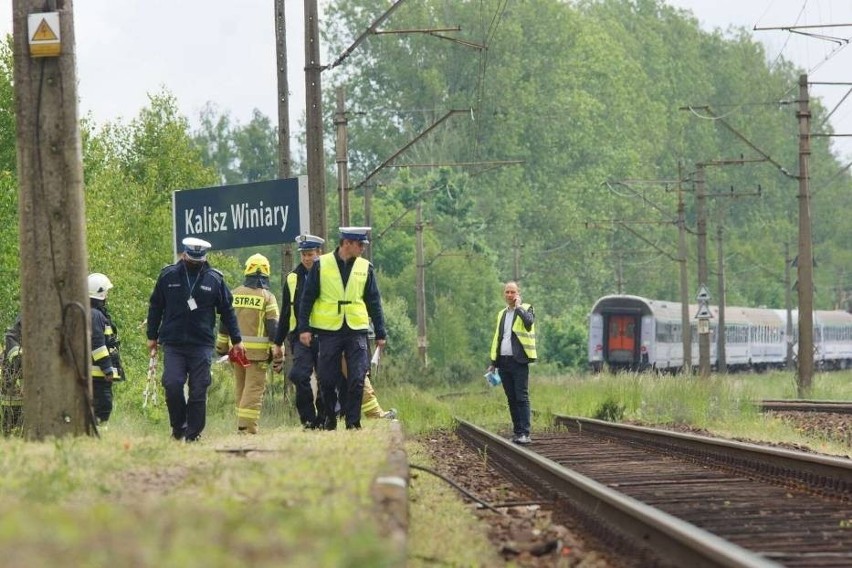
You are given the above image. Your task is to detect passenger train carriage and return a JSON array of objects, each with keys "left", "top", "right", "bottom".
[{"left": 588, "top": 295, "right": 852, "bottom": 372}]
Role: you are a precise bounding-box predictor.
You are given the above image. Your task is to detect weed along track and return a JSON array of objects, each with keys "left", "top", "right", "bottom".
[{"left": 456, "top": 418, "right": 852, "bottom": 567}]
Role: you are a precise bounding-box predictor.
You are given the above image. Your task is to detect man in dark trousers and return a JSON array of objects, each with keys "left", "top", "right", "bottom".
[
  {"left": 147, "top": 237, "right": 245, "bottom": 442},
  {"left": 297, "top": 227, "right": 387, "bottom": 430},
  {"left": 273, "top": 234, "right": 326, "bottom": 429},
  {"left": 88, "top": 272, "right": 124, "bottom": 425},
  {"left": 487, "top": 281, "right": 537, "bottom": 445}
]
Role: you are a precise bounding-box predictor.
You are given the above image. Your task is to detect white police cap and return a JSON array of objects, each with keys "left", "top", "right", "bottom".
[
  {"left": 295, "top": 234, "right": 325, "bottom": 250},
  {"left": 339, "top": 226, "right": 371, "bottom": 244},
  {"left": 182, "top": 237, "right": 212, "bottom": 261}
]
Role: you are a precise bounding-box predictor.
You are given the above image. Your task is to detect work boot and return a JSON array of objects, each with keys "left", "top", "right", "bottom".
[
  {"left": 380, "top": 408, "right": 398, "bottom": 420},
  {"left": 513, "top": 434, "right": 531, "bottom": 445},
  {"left": 346, "top": 421, "right": 362, "bottom": 430},
  {"left": 323, "top": 416, "right": 337, "bottom": 431}
]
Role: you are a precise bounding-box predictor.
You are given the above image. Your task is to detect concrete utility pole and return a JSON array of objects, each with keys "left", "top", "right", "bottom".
[
  {"left": 334, "top": 87, "right": 350, "bottom": 225},
  {"left": 415, "top": 201, "right": 427, "bottom": 366},
  {"left": 363, "top": 185, "right": 373, "bottom": 262},
  {"left": 12, "top": 1, "right": 92, "bottom": 439},
  {"left": 597, "top": 177, "right": 691, "bottom": 370},
  {"left": 694, "top": 158, "right": 763, "bottom": 376},
  {"left": 676, "top": 166, "right": 691, "bottom": 373},
  {"left": 784, "top": 242, "right": 795, "bottom": 371},
  {"left": 796, "top": 74, "right": 814, "bottom": 395},
  {"left": 304, "top": 0, "right": 327, "bottom": 241},
  {"left": 274, "top": 0, "right": 293, "bottom": 275},
  {"left": 694, "top": 164, "right": 711, "bottom": 378},
  {"left": 715, "top": 218, "right": 726, "bottom": 373},
  {"left": 275, "top": 0, "right": 291, "bottom": 179}
]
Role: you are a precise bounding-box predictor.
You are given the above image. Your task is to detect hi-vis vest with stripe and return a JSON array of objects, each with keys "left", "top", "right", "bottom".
[
  {"left": 220, "top": 286, "right": 279, "bottom": 360},
  {"left": 490, "top": 305, "right": 537, "bottom": 361},
  {"left": 286, "top": 271, "right": 299, "bottom": 333},
  {"left": 91, "top": 322, "right": 115, "bottom": 378},
  {"left": 309, "top": 254, "right": 370, "bottom": 331}
]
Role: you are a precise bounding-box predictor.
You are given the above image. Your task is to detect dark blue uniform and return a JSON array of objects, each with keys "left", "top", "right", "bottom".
[
  {"left": 147, "top": 260, "right": 241, "bottom": 441},
  {"left": 91, "top": 303, "right": 117, "bottom": 423},
  {"left": 274, "top": 263, "right": 324, "bottom": 427},
  {"left": 297, "top": 248, "right": 386, "bottom": 429}
]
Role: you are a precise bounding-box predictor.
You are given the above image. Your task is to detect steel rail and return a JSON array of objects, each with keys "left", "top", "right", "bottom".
[
  {"left": 552, "top": 415, "right": 852, "bottom": 497},
  {"left": 758, "top": 399, "right": 852, "bottom": 414},
  {"left": 456, "top": 418, "right": 778, "bottom": 568}
]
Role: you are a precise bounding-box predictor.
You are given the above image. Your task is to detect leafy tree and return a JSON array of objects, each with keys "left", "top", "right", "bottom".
[
  {"left": 0, "top": 37, "right": 18, "bottom": 325},
  {"left": 193, "top": 105, "right": 278, "bottom": 184}
]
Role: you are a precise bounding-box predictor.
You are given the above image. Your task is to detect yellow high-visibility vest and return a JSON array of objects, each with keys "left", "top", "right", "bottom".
[
  {"left": 309, "top": 253, "right": 370, "bottom": 331},
  {"left": 490, "top": 305, "right": 537, "bottom": 361},
  {"left": 286, "top": 272, "right": 298, "bottom": 333}
]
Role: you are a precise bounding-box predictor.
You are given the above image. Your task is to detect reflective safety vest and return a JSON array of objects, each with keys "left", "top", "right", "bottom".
[
  {"left": 286, "top": 271, "right": 299, "bottom": 333},
  {"left": 221, "top": 286, "right": 279, "bottom": 360},
  {"left": 309, "top": 254, "right": 370, "bottom": 331},
  {"left": 91, "top": 325, "right": 113, "bottom": 378},
  {"left": 490, "top": 305, "right": 537, "bottom": 361}
]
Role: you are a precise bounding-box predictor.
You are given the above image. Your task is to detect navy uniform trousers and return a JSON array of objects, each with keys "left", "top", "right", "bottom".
[
  {"left": 288, "top": 336, "right": 325, "bottom": 426},
  {"left": 316, "top": 332, "right": 369, "bottom": 428},
  {"left": 162, "top": 344, "right": 214, "bottom": 441}
]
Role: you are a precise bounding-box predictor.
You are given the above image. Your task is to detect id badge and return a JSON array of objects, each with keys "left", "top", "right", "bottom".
[{"left": 187, "top": 297, "right": 198, "bottom": 311}]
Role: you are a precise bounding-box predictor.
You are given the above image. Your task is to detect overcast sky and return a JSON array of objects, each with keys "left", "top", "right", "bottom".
[{"left": 1, "top": 0, "right": 851, "bottom": 160}]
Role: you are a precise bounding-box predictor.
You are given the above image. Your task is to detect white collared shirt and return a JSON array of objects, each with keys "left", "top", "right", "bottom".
[{"left": 500, "top": 307, "right": 515, "bottom": 356}]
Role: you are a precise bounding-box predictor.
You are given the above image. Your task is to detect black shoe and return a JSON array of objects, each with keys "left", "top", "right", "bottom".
[
  {"left": 323, "top": 417, "right": 337, "bottom": 431},
  {"left": 185, "top": 435, "right": 202, "bottom": 443},
  {"left": 346, "top": 422, "right": 361, "bottom": 430}
]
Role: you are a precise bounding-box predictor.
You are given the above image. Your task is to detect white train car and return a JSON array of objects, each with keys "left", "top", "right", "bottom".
[
  {"left": 772, "top": 309, "right": 852, "bottom": 370},
  {"left": 588, "top": 295, "right": 795, "bottom": 373},
  {"left": 589, "top": 295, "right": 701, "bottom": 372},
  {"left": 814, "top": 310, "right": 852, "bottom": 369}
]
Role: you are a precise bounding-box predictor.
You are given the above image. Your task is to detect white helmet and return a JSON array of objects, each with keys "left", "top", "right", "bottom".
[{"left": 88, "top": 273, "right": 113, "bottom": 300}]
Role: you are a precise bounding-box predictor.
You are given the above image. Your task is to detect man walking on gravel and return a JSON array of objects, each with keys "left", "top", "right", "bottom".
[{"left": 487, "top": 281, "right": 536, "bottom": 444}]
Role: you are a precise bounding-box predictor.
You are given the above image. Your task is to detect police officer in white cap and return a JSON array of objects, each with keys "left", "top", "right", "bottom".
[
  {"left": 146, "top": 237, "right": 245, "bottom": 441},
  {"left": 297, "top": 227, "right": 387, "bottom": 430},
  {"left": 273, "top": 234, "right": 327, "bottom": 428}
]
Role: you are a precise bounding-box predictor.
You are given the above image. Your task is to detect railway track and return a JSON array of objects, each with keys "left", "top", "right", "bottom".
[
  {"left": 759, "top": 400, "right": 852, "bottom": 414},
  {"left": 456, "top": 417, "right": 852, "bottom": 567}
]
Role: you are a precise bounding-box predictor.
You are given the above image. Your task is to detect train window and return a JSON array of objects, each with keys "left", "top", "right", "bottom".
[{"left": 656, "top": 322, "right": 667, "bottom": 342}]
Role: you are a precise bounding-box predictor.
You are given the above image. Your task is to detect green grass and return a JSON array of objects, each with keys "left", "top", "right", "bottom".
[
  {"left": 1, "top": 368, "right": 849, "bottom": 566},
  {"left": 0, "top": 420, "right": 399, "bottom": 567}
]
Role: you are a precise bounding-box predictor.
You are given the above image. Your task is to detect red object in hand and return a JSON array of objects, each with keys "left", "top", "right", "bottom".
[{"left": 228, "top": 346, "right": 251, "bottom": 368}]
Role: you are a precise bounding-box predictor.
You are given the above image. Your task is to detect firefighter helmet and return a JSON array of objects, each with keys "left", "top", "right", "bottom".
[
  {"left": 244, "top": 254, "right": 271, "bottom": 277},
  {"left": 88, "top": 273, "right": 113, "bottom": 300}
]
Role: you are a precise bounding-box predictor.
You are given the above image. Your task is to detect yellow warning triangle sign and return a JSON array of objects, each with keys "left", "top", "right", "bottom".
[{"left": 31, "top": 19, "right": 58, "bottom": 42}]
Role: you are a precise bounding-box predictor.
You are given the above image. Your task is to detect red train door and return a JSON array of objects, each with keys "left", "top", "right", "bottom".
[{"left": 606, "top": 314, "right": 638, "bottom": 364}]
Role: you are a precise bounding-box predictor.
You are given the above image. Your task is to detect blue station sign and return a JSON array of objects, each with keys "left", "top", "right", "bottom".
[{"left": 172, "top": 176, "right": 309, "bottom": 254}]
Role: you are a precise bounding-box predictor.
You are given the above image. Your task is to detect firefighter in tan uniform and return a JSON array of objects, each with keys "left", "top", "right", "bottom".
[{"left": 217, "top": 254, "right": 279, "bottom": 434}]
